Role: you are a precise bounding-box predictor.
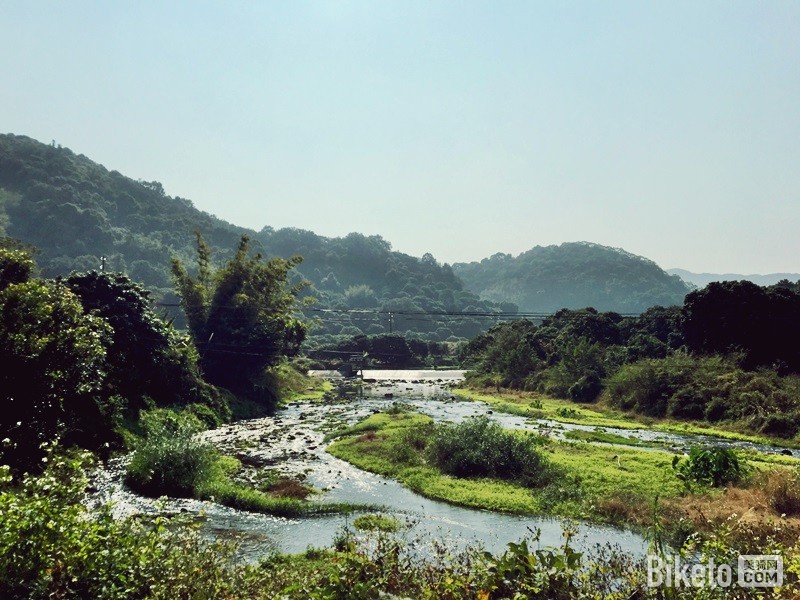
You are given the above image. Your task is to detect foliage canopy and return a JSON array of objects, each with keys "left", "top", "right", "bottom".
[{"left": 172, "top": 234, "right": 308, "bottom": 408}]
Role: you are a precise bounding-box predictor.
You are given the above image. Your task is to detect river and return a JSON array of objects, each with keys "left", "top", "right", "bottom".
[{"left": 92, "top": 369, "right": 793, "bottom": 563}]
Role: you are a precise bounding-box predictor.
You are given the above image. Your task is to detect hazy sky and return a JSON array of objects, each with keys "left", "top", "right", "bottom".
[{"left": 3, "top": 1, "right": 799, "bottom": 273}]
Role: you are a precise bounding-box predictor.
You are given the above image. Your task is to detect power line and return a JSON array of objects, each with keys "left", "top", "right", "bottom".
[{"left": 155, "top": 302, "right": 642, "bottom": 320}]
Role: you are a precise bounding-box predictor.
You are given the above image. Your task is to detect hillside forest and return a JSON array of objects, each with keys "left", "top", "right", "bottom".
[{"left": 0, "top": 134, "right": 694, "bottom": 346}]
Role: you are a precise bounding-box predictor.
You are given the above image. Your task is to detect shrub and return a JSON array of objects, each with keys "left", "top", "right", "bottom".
[
  {"left": 426, "top": 416, "right": 553, "bottom": 487},
  {"left": 568, "top": 373, "right": 602, "bottom": 402},
  {"left": 757, "top": 413, "right": 800, "bottom": 439},
  {"left": 352, "top": 514, "right": 403, "bottom": 533},
  {"left": 125, "top": 409, "right": 218, "bottom": 498},
  {"left": 605, "top": 355, "right": 800, "bottom": 434},
  {"left": 0, "top": 449, "right": 238, "bottom": 599},
  {"left": 762, "top": 469, "right": 800, "bottom": 516},
  {"left": 671, "top": 446, "right": 749, "bottom": 488}
]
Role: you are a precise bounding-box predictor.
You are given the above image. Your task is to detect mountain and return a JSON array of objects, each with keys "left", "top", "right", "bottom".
[
  {"left": 453, "top": 242, "right": 692, "bottom": 314},
  {"left": 0, "top": 134, "right": 694, "bottom": 335},
  {"left": 0, "top": 134, "right": 508, "bottom": 340},
  {"left": 667, "top": 268, "right": 800, "bottom": 289}
]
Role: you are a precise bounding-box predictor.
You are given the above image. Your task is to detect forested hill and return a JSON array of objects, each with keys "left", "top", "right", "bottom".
[
  {"left": 0, "top": 134, "right": 509, "bottom": 340},
  {"left": 453, "top": 242, "right": 692, "bottom": 313}
]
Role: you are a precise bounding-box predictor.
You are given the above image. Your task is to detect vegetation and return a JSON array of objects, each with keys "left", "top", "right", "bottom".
[
  {"left": 0, "top": 248, "right": 229, "bottom": 474},
  {"left": 0, "top": 134, "right": 512, "bottom": 341},
  {"left": 606, "top": 355, "right": 800, "bottom": 437},
  {"left": 5, "top": 444, "right": 800, "bottom": 598},
  {"left": 453, "top": 241, "right": 691, "bottom": 313},
  {"left": 462, "top": 279, "right": 800, "bottom": 440},
  {"left": 4, "top": 133, "right": 800, "bottom": 596},
  {"left": 352, "top": 513, "right": 403, "bottom": 533},
  {"left": 328, "top": 410, "right": 690, "bottom": 523},
  {"left": 671, "top": 446, "right": 750, "bottom": 489},
  {"left": 125, "top": 408, "right": 361, "bottom": 517},
  {"left": 0, "top": 449, "right": 242, "bottom": 600},
  {"left": 426, "top": 416, "right": 554, "bottom": 487},
  {"left": 64, "top": 270, "right": 229, "bottom": 422},
  {"left": 125, "top": 409, "right": 218, "bottom": 498},
  {"left": 682, "top": 279, "right": 800, "bottom": 373},
  {"left": 0, "top": 251, "right": 113, "bottom": 472},
  {"left": 172, "top": 233, "right": 308, "bottom": 411}
]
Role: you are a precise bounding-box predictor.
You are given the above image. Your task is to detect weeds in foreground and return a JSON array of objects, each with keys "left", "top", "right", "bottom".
[{"left": 3, "top": 451, "right": 800, "bottom": 599}]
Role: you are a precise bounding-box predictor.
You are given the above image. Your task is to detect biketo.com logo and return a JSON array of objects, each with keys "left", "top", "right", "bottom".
[{"left": 647, "top": 554, "right": 783, "bottom": 589}]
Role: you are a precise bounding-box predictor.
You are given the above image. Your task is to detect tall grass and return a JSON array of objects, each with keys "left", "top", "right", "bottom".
[
  {"left": 125, "top": 409, "right": 217, "bottom": 498},
  {"left": 426, "top": 416, "right": 554, "bottom": 487}
]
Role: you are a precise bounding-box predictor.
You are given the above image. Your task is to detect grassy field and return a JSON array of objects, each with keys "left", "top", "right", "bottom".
[
  {"left": 327, "top": 411, "right": 686, "bottom": 523},
  {"left": 451, "top": 388, "right": 800, "bottom": 448},
  {"left": 327, "top": 408, "right": 800, "bottom": 544}
]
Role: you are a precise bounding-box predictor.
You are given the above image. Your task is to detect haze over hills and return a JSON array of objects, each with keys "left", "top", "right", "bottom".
[
  {"left": 667, "top": 268, "right": 800, "bottom": 289},
  {"left": 453, "top": 243, "right": 692, "bottom": 314},
  {"left": 3, "top": 133, "right": 693, "bottom": 337},
  {"left": 0, "top": 134, "right": 507, "bottom": 340}
]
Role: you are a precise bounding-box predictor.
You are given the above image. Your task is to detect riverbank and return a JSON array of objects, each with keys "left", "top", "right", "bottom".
[
  {"left": 328, "top": 405, "right": 800, "bottom": 546},
  {"left": 452, "top": 387, "right": 800, "bottom": 450}
]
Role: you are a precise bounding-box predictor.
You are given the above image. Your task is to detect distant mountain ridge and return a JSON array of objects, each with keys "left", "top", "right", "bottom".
[
  {"left": 2, "top": 133, "right": 693, "bottom": 333},
  {"left": 453, "top": 242, "right": 692, "bottom": 313},
  {"left": 0, "top": 133, "right": 507, "bottom": 340},
  {"left": 667, "top": 268, "right": 800, "bottom": 289}
]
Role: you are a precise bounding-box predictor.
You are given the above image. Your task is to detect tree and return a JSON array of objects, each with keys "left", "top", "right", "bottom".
[
  {"left": 63, "top": 271, "right": 228, "bottom": 422},
  {"left": 0, "top": 247, "right": 34, "bottom": 291},
  {"left": 682, "top": 281, "right": 800, "bottom": 372},
  {"left": 172, "top": 234, "right": 308, "bottom": 408},
  {"left": 0, "top": 279, "right": 111, "bottom": 472}
]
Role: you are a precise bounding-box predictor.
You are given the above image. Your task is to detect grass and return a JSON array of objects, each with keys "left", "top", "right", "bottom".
[
  {"left": 563, "top": 429, "right": 642, "bottom": 446},
  {"left": 275, "top": 362, "right": 333, "bottom": 404},
  {"left": 452, "top": 388, "right": 642, "bottom": 429},
  {"left": 352, "top": 513, "right": 404, "bottom": 533},
  {"left": 452, "top": 387, "right": 800, "bottom": 448},
  {"left": 327, "top": 411, "right": 687, "bottom": 524},
  {"left": 324, "top": 411, "right": 433, "bottom": 442},
  {"left": 199, "top": 477, "right": 362, "bottom": 517},
  {"left": 329, "top": 409, "right": 800, "bottom": 550},
  {"left": 285, "top": 379, "right": 333, "bottom": 403}
]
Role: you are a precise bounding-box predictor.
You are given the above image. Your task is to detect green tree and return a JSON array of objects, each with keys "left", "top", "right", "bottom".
[
  {"left": 63, "top": 271, "right": 228, "bottom": 422},
  {"left": 172, "top": 234, "right": 308, "bottom": 408},
  {"left": 0, "top": 247, "right": 34, "bottom": 290},
  {"left": 682, "top": 281, "right": 800, "bottom": 372},
  {"left": 0, "top": 279, "right": 111, "bottom": 472}
]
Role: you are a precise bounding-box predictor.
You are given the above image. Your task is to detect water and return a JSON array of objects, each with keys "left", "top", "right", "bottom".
[{"left": 91, "top": 370, "right": 795, "bottom": 562}]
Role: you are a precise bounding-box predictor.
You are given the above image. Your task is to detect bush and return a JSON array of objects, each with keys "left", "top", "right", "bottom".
[
  {"left": 605, "top": 355, "right": 800, "bottom": 434},
  {"left": 352, "top": 514, "right": 403, "bottom": 533},
  {"left": 0, "top": 449, "right": 238, "bottom": 599},
  {"left": 761, "top": 469, "right": 800, "bottom": 516},
  {"left": 125, "top": 409, "right": 218, "bottom": 498},
  {"left": 568, "top": 373, "right": 602, "bottom": 402},
  {"left": 671, "top": 446, "right": 749, "bottom": 488},
  {"left": 757, "top": 413, "right": 800, "bottom": 439},
  {"left": 426, "top": 416, "right": 553, "bottom": 487}
]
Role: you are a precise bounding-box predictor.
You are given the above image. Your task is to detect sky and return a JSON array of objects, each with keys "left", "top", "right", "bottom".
[{"left": 2, "top": 1, "right": 799, "bottom": 274}]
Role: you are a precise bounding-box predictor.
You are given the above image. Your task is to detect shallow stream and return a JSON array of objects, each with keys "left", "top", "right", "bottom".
[{"left": 90, "top": 370, "right": 796, "bottom": 562}]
